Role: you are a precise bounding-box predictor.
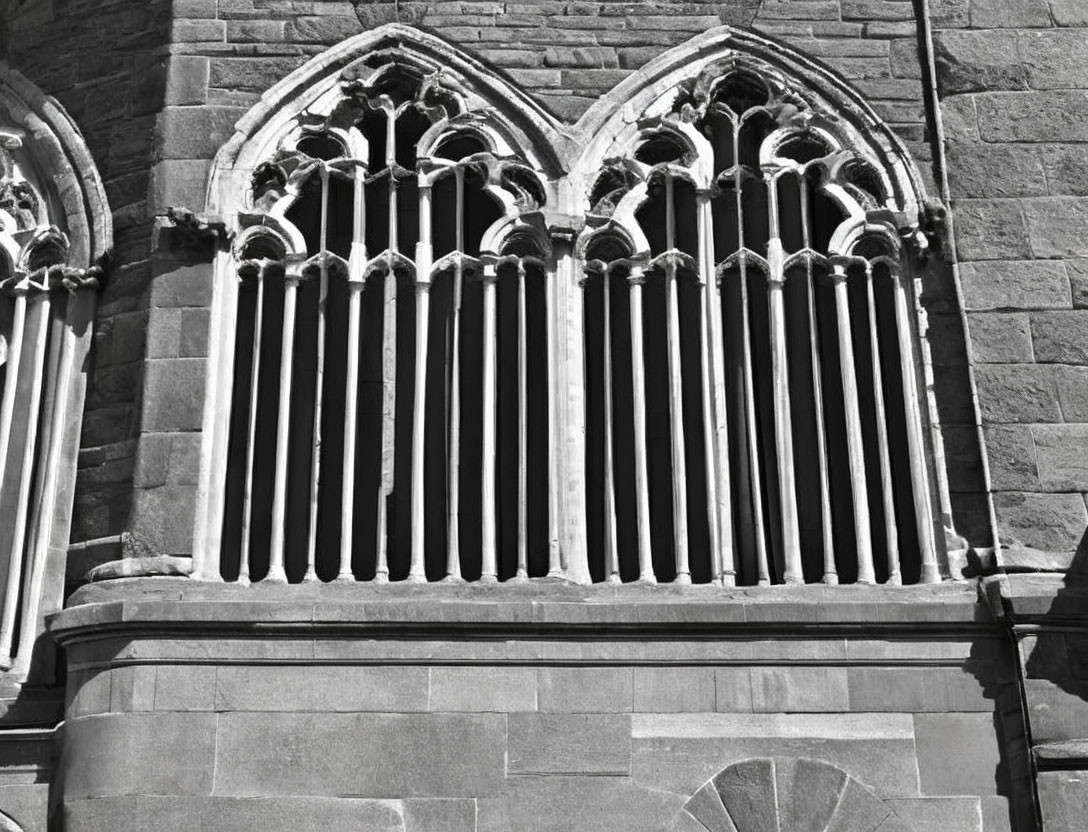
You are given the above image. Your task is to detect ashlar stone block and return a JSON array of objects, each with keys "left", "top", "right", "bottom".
[
  {"left": 507, "top": 713, "right": 631, "bottom": 775},
  {"left": 213, "top": 712, "right": 506, "bottom": 797},
  {"left": 993, "top": 491, "right": 1088, "bottom": 551},
  {"left": 913, "top": 713, "right": 1004, "bottom": 797}
]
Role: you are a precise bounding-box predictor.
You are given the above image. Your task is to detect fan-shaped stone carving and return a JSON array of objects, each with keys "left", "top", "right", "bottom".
[{"left": 674, "top": 757, "right": 913, "bottom": 832}]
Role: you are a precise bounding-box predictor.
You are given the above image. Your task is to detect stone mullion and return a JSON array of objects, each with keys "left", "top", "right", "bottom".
[
  {"left": 14, "top": 273, "right": 94, "bottom": 676},
  {"left": 480, "top": 263, "right": 499, "bottom": 582},
  {"left": 831, "top": 261, "right": 875, "bottom": 584},
  {"left": 765, "top": 171, "right": 803, "bottom": 585},
  {"left": 628, "top": 264, "right": 655, "bottom": 583},
  {"left": 515, "top": 259, "right": 529, "bottom": 581},
  {"left": 601, "top": 265, "right": 619, "bottom": 583},
  {"left": 663, "top": 175, "right": 690, "bottom": 584},
  {"left": 303, "top": 168, "right": 331, "bottom": 584},
  {"left": 237, "top": 260, "right": 269, "bottom": 585},
  {"left": 339, "top": 162, "right": 367, "bottom": 582},
  {"left": 864, "top": 263, "right": 901, "bottom": 585},
  {"left": 444, "top": 170, "right": 465, "bottom": 582},
  {"left": 799, "top": 178, "right": 836, "bottom": 586},
  {"left": 0, "top": 274, "right": 48, "bottom": 667},
  {"left": 698, "top": 191, "right": 733, "bottom": 586},
  {"left": 892, "top": 263, "right": 939, "bottom": 583},
  {"left": 266, "top": 265, "right": 302, "bottom": 584},
  {"left": 409, "top": 183, "right": 432, "bottom": 583}
]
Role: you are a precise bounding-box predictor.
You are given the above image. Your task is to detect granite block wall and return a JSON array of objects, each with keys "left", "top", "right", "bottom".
[
  {"left": 51, "top": 586, "right": 1029, "bottom": 832},
  {"left": 931, "top": 0, "right": 1088, "bottom": 564},
  {"left": 75, "top": 0, "right": 962, "bottom": 563}
]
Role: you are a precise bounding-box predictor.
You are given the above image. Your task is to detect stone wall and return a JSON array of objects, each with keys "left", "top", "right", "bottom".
[
  {"left": 932, "top": 0, "right": 1088, "bottom": 563},
  {"left": 121, "top": 0, "right": 985, "bottom": 561},
  {"left": 1, "top": 0, "right": 172, "bottom": 558},
  {"left": 51, "top": 582, "right": 1030, "bottom": 832}
]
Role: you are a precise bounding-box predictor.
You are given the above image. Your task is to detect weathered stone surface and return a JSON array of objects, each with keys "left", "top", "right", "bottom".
[
  {"left": 994, "top": 491, "right": 1088, "bottom": 551},
  {"left": 940, "top": 96, "right": 980, "bottom": 142},
  {"left": 631, "top": 713, "right": 920, "bottom": 797},
  {"left": 154, "top": 664, "right": 216, "bottom": 711},
  {"left": 214, "top": 713, "right": 505, "bottom": 797},
  {"left": 501, "top": 774, "right": 683, "bottom": 832},
  {"left": 1037, "top": 770, "right": 1088, "bottom": 832},
  {"left": 1052, "top": 364, "right": 1088, "bottom": 420},
  {"left": 284, "top": 16, "right": 360, "bottom": 43},
  {"left": 109, "top": 665, "right": 157, "bottom": 713},
  {"left": 750, "top": 667, "right": 849, "bottom": 713},
  {"left": 165, "top": 56, "right": 209, "bottom": 106},
  {"left": 954, "top": 200, "right": 1031, "bottom": 261},
  {"left": 428, "top": 666, "right": 536, "bottom": 712},
  {"left": 775, "top": 757, "right": 848, "bottom": 832},
  {"left": 946, "top": 143, "right": 1046, "bottom": 198},
  {"left": 715, "top": 667, "right": 755, "bottom": 712},
  {"left": 1023, "top": 679, "right": 1088, "bottom": 743},
  {"left": 967, "top": 312, "right": 1033, "bottom": 363},
  {"left": 154, "top": 106, "right": 246, "bottom": 160},
  {"left": 141, "top": 358, "right": 206, "bottom": 432},
  {"left": 1019, "top": 31, "right": 1088, "bottom": 91},
  {"left": 885, "top": 797, "right": 983, "bottom": 832},
  {"left": 1050, "top": 0, "right": 1088, "bottom": 26},
  {"left": 974, "top": 365, "right": 1061, "bottom": 424},
  {"left": 507, "top": 713, "right": 631, "bottom": 775},
  {"left": 1031, "top": 312, "right": 1088, "bottom": 363},
  {"left": 984, "top": 426, "right": 1040, "bottom": 491},
  {"left": 684, "top": 783, "right": 736, "bottom": 832},
  {"left": 0, "top": 784, "right": 48, "bottom": 832},
  {"left": 538, "top": 667, "right": 632, "bottom": 712},
  {"left": 62, "top": 713, "right": 217, "bottom": 798},
  {"left": 633, "top": 667, "right": 715, "bottom": 713},
  {"left": 914, "top": 713, "right": 1003, "bottom": 797},
  {"left": 847, "top": 667, "right": 990, "bottom": 712},
  {"left": 933, "top": 31, "right": 1027, "bottom": 95},
  {"left": 1025, "top": 198, "right": 1088, "bottom": 258},
  {"left": 402, "top": 799, "right": 475, "bottom": 832},
  {"left": 825, "top": 778, "right": 892, "bottom": 832},
  {"left": 130, "top": 484, "right": 197, "bottom": 554},
  {"left": 64, "top": 796, "right": 406, "bottom": 832},
  {"left": 970, "top": 0, "right": 1051, "bottom": 27},
  {"left": 1033, "top": 425, "right": 1088, "bottom": 491},
  {"left": 713, "top": 758, "right": 777, "bottom": 832},
  {"left": 1044, "top": 148, "right": 1088, "bottom": 197},
  {"left": 215, "top": 665, "right": 429, "bottom": 712},
  {"left": 976, "top": 92, "right": 1088, "bottom": 143}
]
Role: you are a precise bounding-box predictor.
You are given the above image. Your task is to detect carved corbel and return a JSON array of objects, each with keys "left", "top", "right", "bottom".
[{"left": 165, "top": 206, "right": 233, "bottom": 251}]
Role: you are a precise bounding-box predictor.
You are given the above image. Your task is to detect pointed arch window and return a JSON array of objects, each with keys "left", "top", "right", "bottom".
[
  {"left": 200, "top": 26, "right": 949, "bottom": 587},
  {"left": 580, "top": 61, "right": 942, "bottom": 586},
  {"left": 0, "top": 65, "right": 108, "bottom": 679},
  {"left": 212, "top": 45, "right": 559, "bottom": 584}
]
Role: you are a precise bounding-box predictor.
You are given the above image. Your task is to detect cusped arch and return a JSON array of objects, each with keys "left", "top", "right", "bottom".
[
  {"left": 573, "top": 26, "right": 928, "bottom": 222},
  {"left": 0, "top": 61, "right": 111, "bottom": 272},
  {"left": 675, "top": 758, "right": 914, "bottom": 832},
  {"left": 206, "top": 23, "right": 565, "bottom": 222}
]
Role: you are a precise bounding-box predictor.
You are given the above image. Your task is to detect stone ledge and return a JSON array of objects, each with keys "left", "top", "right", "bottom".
[
  {"left": 49, "top": 578, "right": 992, "bottom": 645},
  {"left": 982, "top": 574, "right": 1088, "bottom": 625}
]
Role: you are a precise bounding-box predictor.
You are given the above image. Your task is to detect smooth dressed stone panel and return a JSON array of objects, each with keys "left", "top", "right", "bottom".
[
  {"left": 213, "top": 665, "right": 429, "bottom": 712},
  {"left": 61, "top": 713, "right": 217, "bottom": 799},
  {"left": 507, "top": 713, "right": 631, "bottom": 775},
  {"left": 428, "top": 666, "right": 538, "bottom": 712},
  {"left": 213, "top": 713, "right": 506, "bottom": 797}
]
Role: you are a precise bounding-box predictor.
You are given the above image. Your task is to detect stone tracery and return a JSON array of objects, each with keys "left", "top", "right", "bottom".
[
  {"left": 0, "top": 63, "right": 109, "bottom": 681},
  {"left": 199, "top": 24, "right": 949, "bottom": 587}
]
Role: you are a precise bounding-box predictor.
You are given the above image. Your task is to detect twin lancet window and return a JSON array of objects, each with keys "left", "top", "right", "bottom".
[{"left": 209, "top": 32, "right": 944, "bottom": 588}]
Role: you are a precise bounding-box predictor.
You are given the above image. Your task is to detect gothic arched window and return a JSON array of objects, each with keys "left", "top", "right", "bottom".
[
  {"left": 578, "top": 58, "right": 942, "bottom": 587},
  {"left": 197, "top": 26, "right": 948, "bottom": 588},
  {"left": 0, "top": 63, "right": 109, "bottom": 679}
]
